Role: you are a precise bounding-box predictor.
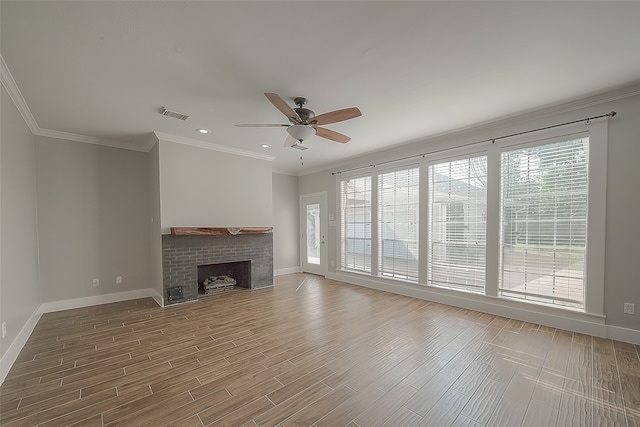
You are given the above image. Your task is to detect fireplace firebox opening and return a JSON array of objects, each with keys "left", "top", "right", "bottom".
[{"left": 197, "top": 260, "right": 251, "bottom": 296}]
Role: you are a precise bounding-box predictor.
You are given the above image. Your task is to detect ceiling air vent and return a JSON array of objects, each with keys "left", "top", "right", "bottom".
[{"left": 160, "top": 107, "right": 189, "bottom": 121}]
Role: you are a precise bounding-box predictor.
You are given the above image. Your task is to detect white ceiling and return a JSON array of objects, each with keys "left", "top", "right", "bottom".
[{"left": 2, "top": 1, "right": 640, "bottom": 175}]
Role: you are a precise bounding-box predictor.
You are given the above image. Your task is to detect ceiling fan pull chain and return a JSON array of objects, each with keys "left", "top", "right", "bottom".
[{"left": 300, "top": 155, "right": 304, "bottom": 166}]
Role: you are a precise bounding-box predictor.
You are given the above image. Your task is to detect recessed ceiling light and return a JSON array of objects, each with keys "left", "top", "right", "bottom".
[
  {"left": 197, "top": 129, "right": 209, "bottom": 134},
  {"left": 260, "top": 144, "right": 270, "bottom": 148}
]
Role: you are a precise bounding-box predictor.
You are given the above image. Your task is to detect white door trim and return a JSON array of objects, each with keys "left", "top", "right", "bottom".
[{"left": 300, "top": 192, "right": 328, "bottom": 276}]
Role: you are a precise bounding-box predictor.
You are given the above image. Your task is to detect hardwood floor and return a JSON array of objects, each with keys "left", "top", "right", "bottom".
[{"left": 1, "top": 273, "right": 639, "bottom": 426}]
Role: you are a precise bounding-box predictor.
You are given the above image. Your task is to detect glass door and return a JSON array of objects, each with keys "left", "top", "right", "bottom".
[{"left": 300, "top": 193, "right": 327, "bottom": 276}]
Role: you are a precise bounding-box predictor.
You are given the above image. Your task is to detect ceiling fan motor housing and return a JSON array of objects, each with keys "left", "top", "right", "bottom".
[
  {"left": 293, "top": 107, "right": 315, "bottom": 124},
  {"left": 293, "top": 97, "right": 315, "bottom": 124}
]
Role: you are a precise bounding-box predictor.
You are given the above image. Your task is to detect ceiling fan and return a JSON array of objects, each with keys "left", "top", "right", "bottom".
[{"left": 235, "top": 93, "right": 361, "bottom": 149}]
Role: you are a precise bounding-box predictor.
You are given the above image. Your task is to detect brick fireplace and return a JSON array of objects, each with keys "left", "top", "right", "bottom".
[{"left": 161, "top": 227, "right": 273, "bottom": 305}]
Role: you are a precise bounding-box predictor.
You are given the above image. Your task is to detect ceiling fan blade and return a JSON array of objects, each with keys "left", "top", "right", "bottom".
[
  {"left": 235, "top": 123, "right": 290, "bottom": 127},
  {"left": 315, "top": 127, "right": 351, "bottom": 143},
  {"left": 264, "top": 93, "right": 302, "bottom": 124},
  {"left": 284, "top": 135, "right": 297, "bottom": 147},
  {"left": 310, "top": 107, "right": 361, "bottom": 126}
]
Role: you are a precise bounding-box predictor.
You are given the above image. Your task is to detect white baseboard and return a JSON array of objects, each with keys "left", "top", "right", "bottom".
[
  {"left": 1, "top": 304, "right": 43, "bottom": 385},
  {"left": 606, "top": 325, "right": 640, "bottom": 345},
  {"left": 40, "top": 288, "right": 163, "bottom": 313},
  {"left": 2, "top": 281, "right": 636, "bottom": 389},
  {"left": 1, "top": 288, "right": 163, "bottom": 386},
  {"left": 274, "top": 266, "right": 302, "bottom": 276},
  {"left": 326, "top": 271, "right": 639, "bottom": 345},
  {"left": 151, "top": 292, "right": 164, "bottom": 307}
]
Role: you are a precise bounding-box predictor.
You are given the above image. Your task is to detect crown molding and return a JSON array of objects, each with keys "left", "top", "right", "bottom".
[
  {"left": 1, "top": 57, "right": 271, "bottom": 159},
  {"left": 33, "top": 128, "right": 150, "bottom": 152},
  {"left": 0, "top": 54, "right": 39, "bottom": 133},
  {"left": 142, "top": 132, "right": 159, "bottom": 152},
  {"left": 271, "top": 167, "right": 299, "bottom": 176},
  {"left": 4, "top": 51, "right": 640, "bottom": 165},
  {"left": 2, "top": 54, "right": 149, "bottom": 152},
  {"left": 487, "top": 81, "right": 640, "bottom": 127},
  {"left": 298, "top": 81, "right": 640, "bottom": 177},
  {"left": 154, "top": 131, "right": 275, "bottom": 162}
]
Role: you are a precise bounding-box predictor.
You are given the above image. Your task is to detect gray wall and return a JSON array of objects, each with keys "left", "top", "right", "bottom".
[
  {"left": 602, "top": 95, "right": 640, "bottom": 328},
  {"left": 35, "top": 137, "right": 151, "bottom": 302},
  {"left": 158, "top": 140, "right": 273, "bottom": 233},
  {"left": 299, "top": 93, "right": 640, "bottom": 332},
  {"left": 272, "top": 173, "right": 300, "bottom": 272},
  {"left": 148, "top": 141, "right": 163, "bottom": 298},
  {"left": 0, "top": 86, "right": 41, "bottom": 359}
]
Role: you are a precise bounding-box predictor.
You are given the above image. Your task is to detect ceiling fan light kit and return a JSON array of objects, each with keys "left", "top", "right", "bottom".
[
  {"left": 235, "top": 93, "right": 361, "bottom": 149},
  {"left": 287, "top": 124, "right": 316, "bottom": 142}
]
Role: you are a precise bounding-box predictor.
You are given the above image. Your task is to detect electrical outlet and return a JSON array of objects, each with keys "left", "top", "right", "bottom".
[
  {"left": 116, "top": 276, "right": 122, "bottom": 284},
  {"left": 2, "top": 322, "right": 6, "bottom": 339},
  {"left": 92, "top": 278, "right": 100, "bottom": 287},
  {"left": 624, "top": 303, "right": 635, "bottom": 315}
]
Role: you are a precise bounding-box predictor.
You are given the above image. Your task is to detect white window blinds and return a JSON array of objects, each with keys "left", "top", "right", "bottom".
[
  {"left": 428, "top": 156, "right": 487, "bottom": 292},
  {"left": 499, "top": 137, "right": 589, "bottom": 309},
  {"left": 340, "top": 176, "right": 372, "bottom": 272},
  {"left": 378, "top": 167, "right": 419, "bottom": 282}
]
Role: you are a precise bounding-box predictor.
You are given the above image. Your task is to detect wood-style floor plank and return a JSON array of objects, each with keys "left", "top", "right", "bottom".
[
  {"left": 1, "top": 273, "right": 639, "bottom": 426},
  {"left": 279, "top": 384, "right": 355, "bottom": 427}
]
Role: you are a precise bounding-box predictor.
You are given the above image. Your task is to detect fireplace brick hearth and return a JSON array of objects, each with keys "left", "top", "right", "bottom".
[{"left": 161, "top": 230, "right": 273, "bottom": 305}]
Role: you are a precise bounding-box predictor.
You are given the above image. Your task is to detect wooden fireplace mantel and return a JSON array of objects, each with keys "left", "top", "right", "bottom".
[{"left": 170, "top": 227, "right": 273, "bottom": 236}]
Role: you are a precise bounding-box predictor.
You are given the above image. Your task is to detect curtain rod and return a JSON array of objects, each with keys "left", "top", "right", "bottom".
[{"left": 331, "top": 111, "right": 616, "bottom": 176}]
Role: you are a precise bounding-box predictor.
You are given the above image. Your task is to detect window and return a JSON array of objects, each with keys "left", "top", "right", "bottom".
[
  {"left": 499, "top": 137, "right": 589, "bottom": 309},
  {"left": 379, "top": 167, "right": 419, "bottom": 281},
  {"left": 306, "top": 203, "right": 321, "bottom": 265},
  {"left": 335, "top": 120, "right": 605, "bottom": 316},
  {"left": 428, "top": 156, "right": 487, "bottom": 292},
  {"left": 340, "top": 176, "right": 372, "bottom": 272}
]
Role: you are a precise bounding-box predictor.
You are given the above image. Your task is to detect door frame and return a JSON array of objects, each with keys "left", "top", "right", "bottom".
[{"left": 300, "top": 191, "right": 328, "bottom": 276}]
